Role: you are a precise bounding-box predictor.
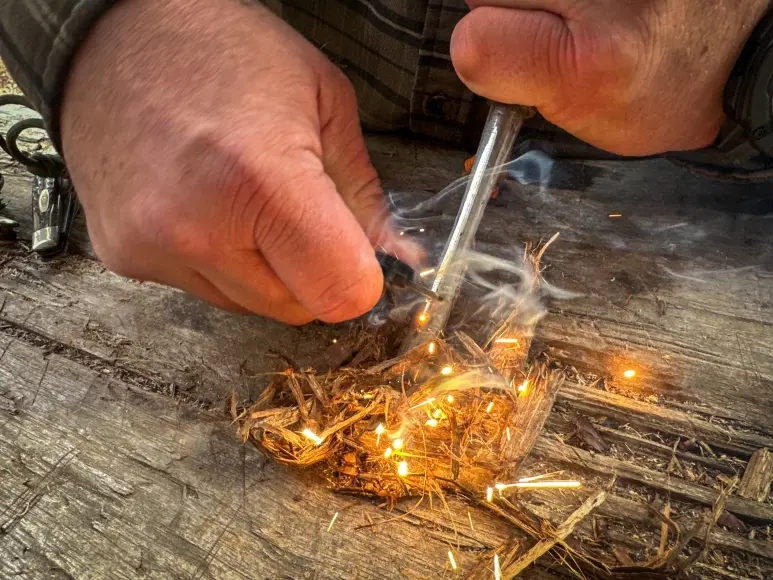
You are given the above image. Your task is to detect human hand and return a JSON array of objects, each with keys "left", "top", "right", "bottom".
[
  {"left": 61, "top": 0, "right": 416, "bottom": 324},
  {"left": 451, "top": 0, "right": 771, "bottom": 156}
]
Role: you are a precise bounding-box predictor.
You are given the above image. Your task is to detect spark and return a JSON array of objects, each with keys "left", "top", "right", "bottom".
[
  {"left": 517, "top": 380, "right": 529, "bottom": 394},
  {"left": 428, "top": 342, "right": 437, "bottom": 355},
  {"left": 419, "top": 228, "right": 425, "bottom": 233},
  {"left": 608, "top": 213, "right": 623, "bottom": 218},
  {"left": 327, "top": 512, "right": 339, "bottom": 532},
  {"left": 302, "top": 428, "right": 324, "bottom": 446},
  {"left": 486, "top": 487, "right": 494, "bottom": 502},
  {"left": 448, "top": 551, "right": 458, "bottom": 570},
  {"left": 486, "top": 401, "right": 495, "bottom": 413},
  {"left": 495, "top": 480, "right": 582, "bottom": 491},
  {"left": 432, "top": 408, "right": 443, "bottom": 419},
  {"left": 468, "top": 511, "right": 475, "bottom": 532},
  {"left": 425, "top": 419, "right": 439, "bottom": 427},
  {"left": 375, "top": 423, "right": 385, "bottom": 446},
  {"left": 441, "top": 366, "right": 453, "bottom": 376},
  {"left": 495, "top": 338, "right": 519, "bottom": 344},
  {"left": 397, "top": 461, "right": 409, "bottom": 477},
  {"left": 417, "top": 313, "right": 429, "bottom": 324},
  {"left": 419, "top": 268, "right": 436, "bottom": 278},
  {"left": 384, "top": 447, "right": 393, "bottom": 458},
  {"left": 506, "top": 427, "right": 511, "bottom": 441},
  {"left": 494, "top": 554, "right": 501, "bottom": 580},
  {"left": 392, "top": 438, "right": 404, "bottom": 450},
  {"left": 409, "top": 397, "right": 435, "bottom": 410},
  {"left": 400, "top": 230, "right": 406, "bottom": 236},
  {"left": 624, "top": 369, "right": 636, "bottom": 379},
  {"left": 331, "top": 338, "right": 338, "bottom": 344},
  {"left": 446, "top": 395, "right": 454, "bottom": 403}
]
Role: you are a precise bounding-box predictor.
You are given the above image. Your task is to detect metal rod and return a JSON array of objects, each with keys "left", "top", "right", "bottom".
[{"left": 400, "top": 102, "right": 532, "bottom": 352}]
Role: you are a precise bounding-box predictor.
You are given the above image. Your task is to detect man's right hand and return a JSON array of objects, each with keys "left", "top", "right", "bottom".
[{"left": 61, "top": 0, "right": 416, "bottom": 324}]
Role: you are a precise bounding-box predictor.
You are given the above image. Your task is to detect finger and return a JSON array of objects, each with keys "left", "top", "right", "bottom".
[
  {"left": 254, "top": 158, "right": 385, "bottom": 323},
  {"left": 451, "top": 6, "right": 574, "bottom": 114},
  {"left": 318, "top": 75, "right": 426, "bottom": 266},
  {"left": 195, "top": 249, "right": 316, "bottom": 326}
]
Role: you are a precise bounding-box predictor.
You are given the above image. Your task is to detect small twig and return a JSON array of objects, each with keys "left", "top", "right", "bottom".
[{"left": 500, "top": 490, "right": 607, "bottom": 578}]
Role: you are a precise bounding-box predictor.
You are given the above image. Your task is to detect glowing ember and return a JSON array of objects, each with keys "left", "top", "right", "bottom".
[
  {"left": 505, "top": 427, "right": 511, "bottom": 441},
  {"left": 392, "top": 438, "right": 404, "bottom": 450},
  {"left": 495, "top": 480, "right": 582, "bottom": 491},
  {"left": 384, "top": 447, "right": 393, "bottom": 458},
  {"left": 517, "top": 380, "right": 529, "bottom": 394},
  {"left": 485, "top": 401, "right": 495, "bottom": 413},
  {"left": 448, "top": 551, "right": 458, "bottom": 570},
  {"left": 331, "top": 338, "right": 337, "bottom": 344},
  {"left": 624, "top": 369, "right": 636, "bottom": 379},
  {"left": 468, "top": 511, "right": 475, "bottom": 532},
  {"left": 432, "top": 408, "right": 443, "bottom": 419},
  {"left": 494, "top": 554, "right": 501, "bottom": 580},
  {"left": 419, "top": 268, "right": 436, "bottom": 278},
  {"left": 494, "top": 338, "right": 519, "bottom": 344},
  {"left": 375, "top": 423, "right": 385, "bottom": 446},
  {"left": 608, "top": 213, "right": 623, "bottom": 218},
  {"left": 397, "top": 461, "right": 409, "bottom": 477},
  {"left": 486, "top": 487, "right": 494, "bottom": 502},
  {"left": 446, "top": 395, "right": 454, "bottom": 403},
  {"left": 302, "top": 428, "right": 324, "bottom": 446},
  {"left": 441, "top": 366, "right": 453, "bottom": 376},
  {"left": 417, "top": 313, "right": 429, "bottom": 324},
  {"left": 425, "top": 419, "right": 439, "bottom": 427},
  {"left": 327, "top": 512, "right": 339, "bottom": 532},
  {"left": 428, "top": 342, "right": 437, "bottom": 355}
]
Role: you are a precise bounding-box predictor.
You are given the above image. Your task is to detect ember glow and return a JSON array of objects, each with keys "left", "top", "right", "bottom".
[
  {"left": 448, "top": 551, "right": 458, "bottom": 570},
  {"left": 397, "top": 461, "right": 409, "bottom": 477},
  {"left": 419, "top": 268, "right": 436, "bottom": 278},
  {"left": 494, "top": 337, "right": 519, "bottom": 344},
  {"left": 428, "top": 342, "right": 437, "bottom": 355},
  {"left": 392, "top": 438, "right": 404, "bottom": 450},
  {"left": 384, "top": 447, "right": 393, "bottom": 458},
  {"left": 441, "top": 366, "right": 453, "bottom": 376},
  {"left": 486, "top": 487, "right": 494, "bottom": 502},
  {"left": 426, "top": 419, "right": 439, "bottom": 427},
  {"left": 327, "top": 512, "right": 339, "bottom": 532},
  {"left": 375, "top": 423, "right": 385, "bottom": 446},
  {"left": 302, "top": 428, "right": 324, "bottom": 446},
  {"left": 624, "top": 369, "right": 636, "bottom": 379},
  {"left": 446, "top": 395, "right": 454, "bottom": 403},
  {"left": 505, "top": 427, "right": 512, "bottom": 441},
  {"left": 517, "top": 380, "right": 529, "bottom": 394},
  {"left": 494, "top": 554, "right": 501, "bottom": 580},
  {"left": 486, "top": 401, "right": 495, "bottom": 413}
]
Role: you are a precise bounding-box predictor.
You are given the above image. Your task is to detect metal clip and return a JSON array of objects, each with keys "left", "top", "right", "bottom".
[{"left": 31, "top": 175, "right": 79, "bottom": 256}]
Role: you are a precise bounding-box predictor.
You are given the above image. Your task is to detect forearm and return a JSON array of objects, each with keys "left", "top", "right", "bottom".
[{"left": 0, "top": 0, "right": 118, "bottom": 146}]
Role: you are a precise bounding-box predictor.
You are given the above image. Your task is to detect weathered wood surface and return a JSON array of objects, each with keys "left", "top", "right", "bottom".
[{"left": 1, "top": 128, "right": 773, "bottom": 579}]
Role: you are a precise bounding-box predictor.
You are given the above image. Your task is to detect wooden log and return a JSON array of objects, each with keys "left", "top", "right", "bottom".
[
  {"left": 531, "top": 437, "right": 773, "bottom": 525},
  {"left": 557, "top": 384, "right": 773, "bottom": 459},
  {"left": 738, "top": 448, "right": 773, "bottom": 502}
]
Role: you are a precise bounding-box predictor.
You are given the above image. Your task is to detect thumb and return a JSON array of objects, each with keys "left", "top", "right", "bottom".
[
  {"left": 319, "top": 80, "right": 426, "bottom": 267},
  {"left": 450, "top": 6, "right": 574, "bottom": 114},
  {"left": 256, "top": 158, "right": 385, "bottom": 323}
]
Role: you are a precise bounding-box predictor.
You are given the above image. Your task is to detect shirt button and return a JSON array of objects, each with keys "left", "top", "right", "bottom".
[{"left": 424, "top": 94, "right": 448, "bottom": 118}]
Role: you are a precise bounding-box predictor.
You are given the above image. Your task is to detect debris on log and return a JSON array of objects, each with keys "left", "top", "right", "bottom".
[{"left": 738, "top": 448, "right": 773, "bottom": 502}]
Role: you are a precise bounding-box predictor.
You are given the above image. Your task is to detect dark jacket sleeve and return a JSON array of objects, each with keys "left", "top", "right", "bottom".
[{"left": 0, "top": 0, "right": 118, "bottom": 149}]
